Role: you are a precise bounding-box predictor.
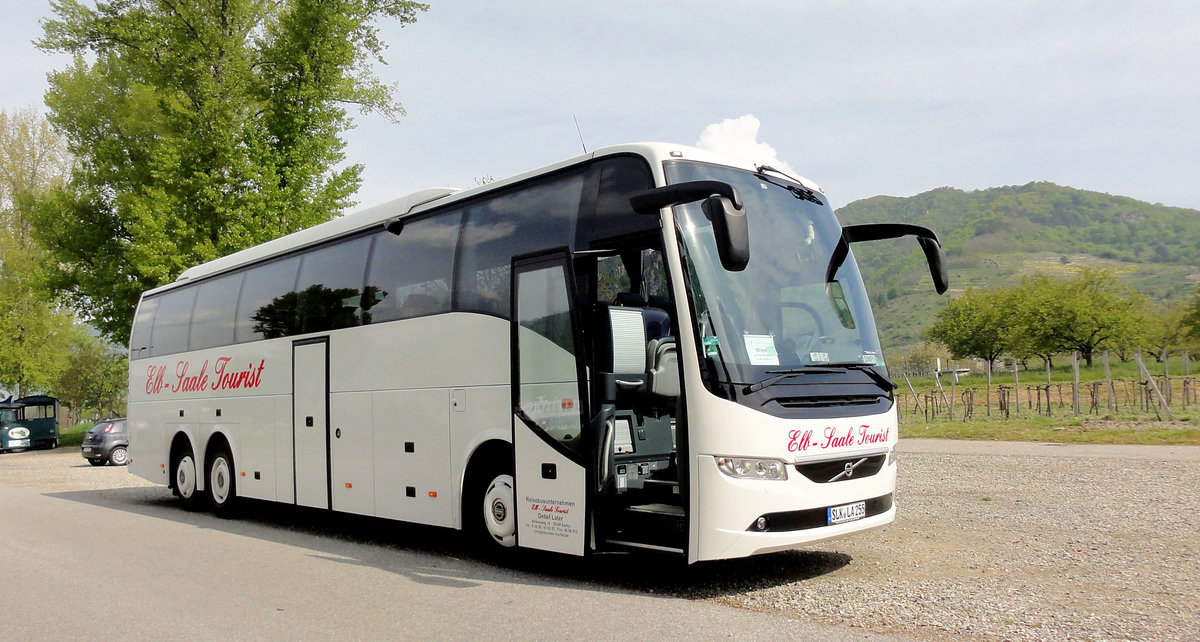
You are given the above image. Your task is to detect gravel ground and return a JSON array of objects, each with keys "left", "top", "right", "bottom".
[
  {"left": 3, "top": 440, "right": 1197, "bottom": 641},
  {"left": 709, "top": 439, "right": 1200, "bottom": 641}
]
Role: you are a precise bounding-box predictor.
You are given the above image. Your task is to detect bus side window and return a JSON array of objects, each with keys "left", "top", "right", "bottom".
[
  {"left": 294, "top": 236, "right": 372, "bottom": 334},
  {"left": 237, "top": 256, "right": 301, "bottom": 342},
  {"left": 366, "top": 211, "right": 461, "bottom": 323},
  {"left": 129, "top": 296, "right": 159, "bottom": 359},
  {"left": 189, "top": 271, "right": 244, "bottom": 351},
  {"left": 456, "top": 170, "right": 584, "bottom": 318},
  {"left": 150, "top": 287, "right": 197, "bottom": 357}
]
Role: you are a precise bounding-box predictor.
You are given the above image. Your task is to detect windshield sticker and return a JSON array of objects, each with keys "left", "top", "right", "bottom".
[
  {"left": 744, "top": 334, "right": 779, "bottom": 366},
  {"left": 861, "top": 351, "right": 882, "bottom": 366},
  {"left": 703, "top": 336, "right": 720, "bottom": 358},
  {"left": 809, "top": 351, "right": 830, "bottom": 363}
]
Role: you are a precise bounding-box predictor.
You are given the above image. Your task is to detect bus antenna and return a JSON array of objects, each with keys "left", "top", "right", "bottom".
[{"left": 573, "top": 115, "right": 588, "bottom": 154}]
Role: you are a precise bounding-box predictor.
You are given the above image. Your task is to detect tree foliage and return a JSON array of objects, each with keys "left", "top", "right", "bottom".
[
  {"left": 925, "top": 268, "right": 1148, "bottom": 367},
  {"left": 1014, "top": 269, "right": 1146, "bottom": 366},
  {"left": 925, "top": 286, "right": 1014, "bottom": 368},
  {"left": 0, "top": 110, "right": 77, "bottom": 396},
  {"left": 52, "top": 326, "right": 128, "bottom": 421},
  {"left": 33, "top": 0, "right": 426, "bottom": 344}
]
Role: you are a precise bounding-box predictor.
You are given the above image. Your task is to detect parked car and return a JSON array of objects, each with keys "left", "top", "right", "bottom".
[{"left": 81, "top": 419, "right": 129, "bottom": 466}]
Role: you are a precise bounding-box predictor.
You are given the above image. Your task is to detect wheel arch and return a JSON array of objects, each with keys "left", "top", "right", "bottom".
[
  {"left": 168, "top": 431, "right": 199, "bottom": 492},
  {"left": 460, "top": 438, "right": 513, "bottom": 527}
]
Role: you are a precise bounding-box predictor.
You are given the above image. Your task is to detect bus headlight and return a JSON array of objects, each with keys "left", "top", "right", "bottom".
[{"left": 715, "top": 457, "right": 788, "bottom": 481}]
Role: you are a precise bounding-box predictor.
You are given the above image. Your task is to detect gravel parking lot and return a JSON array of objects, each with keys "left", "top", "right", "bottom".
[{"left": 3, "top": 439, "right": 1197, "bottom": 641}]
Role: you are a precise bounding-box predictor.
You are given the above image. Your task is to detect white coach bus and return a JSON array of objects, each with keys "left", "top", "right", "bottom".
[{"left": 127, "top": 143, "right": 947, "bottom": 563}]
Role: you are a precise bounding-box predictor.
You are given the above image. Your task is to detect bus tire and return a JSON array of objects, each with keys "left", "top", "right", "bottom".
[
  {"left": 171, "top": 445, "right": 204, "bottom": 510},
  {"left": 467, "top": 464, "right": 517, "bottom": 554},
  {"left": 207, "top": 445, "right": 237, "bottom": 518}
]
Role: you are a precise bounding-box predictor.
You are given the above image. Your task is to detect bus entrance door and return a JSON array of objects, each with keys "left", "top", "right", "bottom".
[{"left": 512, "top": 253, "right": 589, "bottom": 555}]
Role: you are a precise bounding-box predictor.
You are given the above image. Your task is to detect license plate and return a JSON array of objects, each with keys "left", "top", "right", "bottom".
[
  {"left": 828, "top": 500, "right": 866, "bottom": 525},
  {"left": 10, "top": 439, "right": 30, "bottom": 448},
  {"left": 83, "top": 447, "right": 92, "bottom": 453}
]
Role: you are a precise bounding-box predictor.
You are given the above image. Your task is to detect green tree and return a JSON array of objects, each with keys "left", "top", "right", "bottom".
[
  {"left": 1182, "top": 286, "right": 1200, "bottom": 345},
  {"left": 52, "top": 326, "right": 128, "bottom": 424},
  {"left": 0, "top": 109, "right": 77, "bottom": 397},
  {"left": 925, "top": 286, "right": 1014, "bottom": 369},
  {"left": 1143, "top": 300, "right": 1191, "bottom": 362},
  {"left": 33, "top": 0, "right": 426, "bottom": 344},
  {"left": 1013, "top": 269, "right": 1146, "bottom": 366}
]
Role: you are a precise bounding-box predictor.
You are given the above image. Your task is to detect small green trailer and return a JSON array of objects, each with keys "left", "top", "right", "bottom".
[{"left": 0, "top": 395, "right": 60, "bottom": 452}]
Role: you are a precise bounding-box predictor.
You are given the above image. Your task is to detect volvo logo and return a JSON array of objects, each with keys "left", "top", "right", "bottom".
[
  {"left": 491, "top": 499, "right": 507, "bottom": 523},
  {"left": 829, "top": 457, "right": 870, "bottom": 482}
]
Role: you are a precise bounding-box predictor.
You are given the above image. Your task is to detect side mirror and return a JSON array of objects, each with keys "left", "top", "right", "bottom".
[
  {"left": 630, "top": 180, "right": 750, "bottom": 272},
  {"left": 701, "top": 195, "right": 749, "bottom": 272},
  {"left": 825, "top": 223, "right": 949, "bottom": 295}
]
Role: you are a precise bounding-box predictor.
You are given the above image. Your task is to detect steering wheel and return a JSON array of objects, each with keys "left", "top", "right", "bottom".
[{"left": 781, "top": 302, "right": 826, "bottom": 361}]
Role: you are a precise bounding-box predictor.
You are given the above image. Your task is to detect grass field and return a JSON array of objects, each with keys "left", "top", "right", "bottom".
[
  {"left": 55, "top": 421, "right": 93, "bottom": 449},
  {"left": 899, "top": 413, "right": 1200, "bottom": 445}
]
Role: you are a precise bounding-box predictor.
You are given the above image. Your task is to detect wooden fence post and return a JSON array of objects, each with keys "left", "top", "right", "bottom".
[
  {"left": 1012, "top": 360, "right": 1020, "bottom": 415},
  {"left": 1103, "top": 351, "right": 1116, "bottom": 412},
  {"left": 1136, "top": 351, "right": 1173, "bottom": 420},
  {"left": 1072, "top": 351, "right": 1080, "bottom": 415}
]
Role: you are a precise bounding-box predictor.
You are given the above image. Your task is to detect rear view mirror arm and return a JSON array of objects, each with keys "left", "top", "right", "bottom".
[{"left": 825, "top": 223, "right": 950, "bottom": 295}]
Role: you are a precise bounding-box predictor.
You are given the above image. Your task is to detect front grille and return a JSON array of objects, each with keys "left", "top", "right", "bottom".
[
  {"left": 774, "top": 395, "right": 884, "bottom": 409},
  {"left": 795, "top": 454, "right": 886, "bottom": 483}
]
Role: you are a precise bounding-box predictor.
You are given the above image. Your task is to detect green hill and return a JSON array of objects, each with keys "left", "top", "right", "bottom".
[{"left": 835, "top": 182, "right": 1200, "bottom": 347}]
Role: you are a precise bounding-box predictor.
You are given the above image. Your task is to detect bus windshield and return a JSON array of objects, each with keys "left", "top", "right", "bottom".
[{"left": 666, "top": 161, "right": 885, "bottom": 390}]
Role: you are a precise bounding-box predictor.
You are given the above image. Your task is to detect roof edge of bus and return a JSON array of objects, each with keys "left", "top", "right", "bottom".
[
  {"left": 589, "top": 142, "right": 824, "bottom": 194},
  {"left": 163, "top": 187, "right": 461, "bottom": 291},
  {"left": 152, "top": 142, "right": 822, "bottom": 295}
]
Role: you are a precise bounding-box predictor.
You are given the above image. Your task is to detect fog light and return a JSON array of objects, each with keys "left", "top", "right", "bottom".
[{"left": 756, "top": 516, "right": 768, "bottom": 531}]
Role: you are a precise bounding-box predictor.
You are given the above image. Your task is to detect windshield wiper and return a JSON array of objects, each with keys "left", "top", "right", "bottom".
[
  {"left": 743, "top": 363, "right": 897, "bottom": 395},
  {"left": 754, "top": 166, "right": 824, "bottom": 205}
]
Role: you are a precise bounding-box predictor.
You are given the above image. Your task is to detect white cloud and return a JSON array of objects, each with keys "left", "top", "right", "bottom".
[{"left": 695, "top": 115, "right": 798, "bottom": 176}]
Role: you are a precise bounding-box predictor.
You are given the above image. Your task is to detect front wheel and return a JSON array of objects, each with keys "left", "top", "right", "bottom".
[
  {"left": 207, "top": 446, "right": 237, "bottom": 517},
  {"left": 479, "top": 473, "right": 517, "bottom": 550}
]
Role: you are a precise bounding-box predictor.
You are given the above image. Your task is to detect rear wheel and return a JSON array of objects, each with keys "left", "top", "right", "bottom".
[
  {"left": 109, "top": 446, "right": 128, "bottom": 466},
  {"left": 171, "top": 446, "right": 203, "bottom": 510},
  {"left": 207, "top": 446, "right": 237, "bottom": 517}
]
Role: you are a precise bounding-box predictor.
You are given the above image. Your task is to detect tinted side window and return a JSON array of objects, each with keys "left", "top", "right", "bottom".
[
  {"left": 129, "top": 296, "right": 158, "bottom": 360},
  {"left": 189, "top": 272, "right": 244, "bottom": 350},
  {"left": 366, "top": 211, "right": 461, "bottom": 323},
  {"left": 150, "top": 287, "right": 197, "bottom": 357},
  {"left": 294, "top": 236, "right": 371, "bottom": 334},
  {"left": 456, "top": 170, "right": 585, "bottom": 317},
  {"left": 237, "top": 256, "right": 300, "bottom": 342},
  {"left": 579, "top": 156, "right": 656, "bottom": 248}
]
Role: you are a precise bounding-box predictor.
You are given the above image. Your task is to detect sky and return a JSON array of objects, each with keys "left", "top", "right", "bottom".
[{"left": 2, "top": 1, "right": 1198, "bottom": 212}]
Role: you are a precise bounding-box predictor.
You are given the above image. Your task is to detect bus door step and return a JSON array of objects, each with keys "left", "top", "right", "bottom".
[
  {"left": 603, "top": 503, "right": 686, "bottom": 553},
  {"left": 640, "top": 478, "right": 680, "bottom": 500}
]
